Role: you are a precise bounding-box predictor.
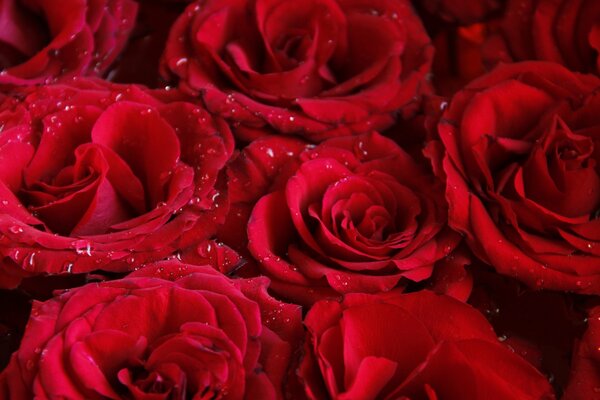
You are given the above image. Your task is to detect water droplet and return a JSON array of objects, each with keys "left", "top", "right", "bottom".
[
  {"left": 498, "top": 334, "right": 508, "bottom": 342},
  {"left": 186, "top": 196, "right": 200, "bottom": 207},
  {"left": 72, "top": 240, "right": 92, "bottom": 256},
  {"left": 357, "top": 140, "right": 368, "bottom": 157},
  {"left": 9, "top": 225, "right": 23, "bottom": 234},
  {"left": 26, "top": 252, "right": 36, "bottom": 268},
  {"left": 64, "top": 262, "right": 73, "bottom": 273},
  {"left": 175, "top": 57, "right": 188, "bottom": 67}
]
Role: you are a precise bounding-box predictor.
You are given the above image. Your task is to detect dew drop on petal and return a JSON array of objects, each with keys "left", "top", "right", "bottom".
[
  {"left": 9, "top": 225, "right": 23, "bottom": 234},
  {"left": 64, "top": 262, "right": 74, "bottom": 273},
  {"left": 176, "top": 57, "right": 188, "bottom": 67},
  {"left": 26, "top": 252, "right": 36, "bottom": 268},
  {"left": 72, "top": 240, "right": 93, "bottom": 256}
]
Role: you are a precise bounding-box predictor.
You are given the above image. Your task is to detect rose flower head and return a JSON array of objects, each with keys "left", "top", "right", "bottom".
[
  {"left": 300, "top": 290, "right": 555, "bottom": 399},
  {"left": 0, "top": 261, "right": 303, "bottom": 399},
  {"left": 439, "top": 61, "right": 600, "bottom": 293},
  {"left": 0, "top": 78, "right": 234, "bottom": 288},
  {"left": 161, "top": 0, "right": 434, "bottom": 142},
  {"left": 220, "top": 132, "right": 459, "bottom": 304}
]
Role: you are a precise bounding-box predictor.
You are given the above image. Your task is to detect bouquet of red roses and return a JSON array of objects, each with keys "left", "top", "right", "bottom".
[{"left": 0, "top": 0, "right": 598, "bottom": 398}]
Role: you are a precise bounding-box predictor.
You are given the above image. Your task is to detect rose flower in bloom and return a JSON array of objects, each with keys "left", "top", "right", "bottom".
[
  {"left": 0, "top": 78, "right": 234, "bottom": 288},
  {"left": 161, "top": 0, "right": 434, "bottom": 142},
  {"left": 300, "top": 290, "right": 555, "bottom": 399},
  {"left": 439, "top": 61, "right": 600, "bottom": 293},
  {"left": 219, "top": 132, "right": 459, "bottom": 304},
  {"left": 0, "top": 261, "right": 303, "bottom": 399},
  {"left": 483, "top": 0, "right": 600, "bottom": 74},
  {"left": 0, "top": 0, "right": 138, "bottom": 86}
]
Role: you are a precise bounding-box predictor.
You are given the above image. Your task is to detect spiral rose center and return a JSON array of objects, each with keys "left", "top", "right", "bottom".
[
  {"left": 12, "top": 102, "right": 184, "bottom": 236},
  {"left": 116, "top": 337, "right": 234, "bottom": 399},
  {"left": 310, "top": 169, "right": 421, "bottom": 259},
  {"left": 274, "top": 30, "right": 312, "bottom": 67},
  {"left": 496, "top": 116, "right": 600, "bottom": 224},
  {"left": 124, "top": 367, "right": 174, "bottom": 395}
]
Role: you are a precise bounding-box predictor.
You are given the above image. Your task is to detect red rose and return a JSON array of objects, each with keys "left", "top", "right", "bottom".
[
  {"left": 0, "top": 0, "right": 138, "bottom": 86},
  {"left": 439, "top": 61, "right": 600, "bottom": 293},
  {"left": 564, "top": 305, "right": 600, "bottom": 399},
  {"left": 0, "top": 261, "right": 303, "bottom": 399},
  {"left": 160, "top": 0, "right": 434, "bottom": 142},
  {"left": 420, "top": 0, "right": 503, "bottom": 24},
  {"left": 0, "top": 78, "right": 234, "bottom": 288},
  {"left": 300, "top": 290, "right": 555, "bottom": 399},
  {"left": 219, "top": 132, "right": 459, "bottom": 304},
  {"left": 483, "top": 0, "right": 600, "bottom": 74}
]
